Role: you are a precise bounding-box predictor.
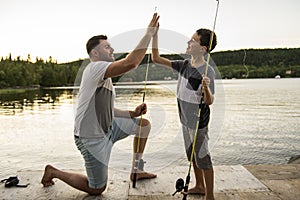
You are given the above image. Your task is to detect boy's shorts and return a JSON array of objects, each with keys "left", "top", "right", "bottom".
[
  {"left": 182, "top": 125, "right": 212, "bottom": 169},
  {"left": 75, "top": 117, "right": 139, "bottom": 189}
]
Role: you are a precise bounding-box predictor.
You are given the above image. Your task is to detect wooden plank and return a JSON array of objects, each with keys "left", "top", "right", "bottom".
[
  {"left": 244, "top": 164, "right": 300, "bottom": 180},
  {"left": 3, "top": 165, "right": 293, "bottom": 200},
  {"left": 128, "top": 166, "right": 190, "bottom": 198},
  {"left": 103, "top": 170, "right": 129, "bottom": 200},
  {"left": 259, "top": 179, "right": 300, "bottom": 200},
  {"left": 215, "top": 191, "right": 282, "bottom": 200},
  {"left": 244, "top": 164, "right": 300, "bottom": 200},
  {"left": 129, "top": 165, "right": 268, "bottom": 199},
  {"left": 0, "top": 170, "right": 85, "bottom": 199},
  {"left": 215, "top": 165, "right": 268, "bottom": 193},
  {"left": 0, "top": 169, "right": 129, "bottom": 200}
]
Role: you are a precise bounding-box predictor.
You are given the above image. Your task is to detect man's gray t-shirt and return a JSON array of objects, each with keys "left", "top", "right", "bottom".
[{"left": 74, "top": 61, "right": 114, "bottom": 138}]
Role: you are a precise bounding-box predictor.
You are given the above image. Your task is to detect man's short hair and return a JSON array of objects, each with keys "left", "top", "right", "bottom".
[
  {"left": 196, "top": 29, "right": 217, "bottom": 52},
  {"left": 86, "top": 35, "right": 108, "bottom": 54}
]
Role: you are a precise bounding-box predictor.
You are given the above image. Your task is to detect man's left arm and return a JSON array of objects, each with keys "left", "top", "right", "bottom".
[{"left": 114, "top": 103, "right": 147, "bottom": 118}]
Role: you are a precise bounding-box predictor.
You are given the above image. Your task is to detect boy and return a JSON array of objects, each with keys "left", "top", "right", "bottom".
[{"left": 152, "top": 27, "right": 217, "bottom": 200}]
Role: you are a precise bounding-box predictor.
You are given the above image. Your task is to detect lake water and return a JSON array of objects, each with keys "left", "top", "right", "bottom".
[{"left": 0, "top": 78, "right": 299, "bottom": 178}]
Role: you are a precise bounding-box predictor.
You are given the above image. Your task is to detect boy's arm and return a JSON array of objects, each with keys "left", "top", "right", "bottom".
[
  {"left": 104, "top": 13, "right": 159, "bottom": 78},
  {"left": 151, "top": 30, "right": 172, "bottom": 68},
  {"left": 202, "top": 75, "right": 214, "bottom": 105}
]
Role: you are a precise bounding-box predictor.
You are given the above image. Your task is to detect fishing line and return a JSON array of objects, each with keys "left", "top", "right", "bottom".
[
  {"left": 243, "top": 49, "right": 249, "bottom": 78},
  {"left": 176, "top": 1, "right": 220, "bottom": 199}
]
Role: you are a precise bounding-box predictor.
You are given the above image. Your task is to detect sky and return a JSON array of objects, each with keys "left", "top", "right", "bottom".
[{"left": 0, "top": 0, "right": 299, "bottom": 63}]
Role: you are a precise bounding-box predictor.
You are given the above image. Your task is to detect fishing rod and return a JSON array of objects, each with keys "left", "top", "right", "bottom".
[
  {"left": 172, "top": 0, "right": 220, "bottom": 199},
  {"left": 132, "top": 6, "right": 158, "bottom": 188},
  {"left": 132, "top": 39, "right": 152, "bottom": 189}
]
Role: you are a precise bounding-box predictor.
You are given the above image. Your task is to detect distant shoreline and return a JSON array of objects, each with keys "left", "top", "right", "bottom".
[{"left": 1, "top": 78, "right": 300, "bottom": 91}]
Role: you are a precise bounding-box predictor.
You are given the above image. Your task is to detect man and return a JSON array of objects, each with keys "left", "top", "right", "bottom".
[
  {"left": 41, "top": 13, "right": 159, "bottom": 195},
  {"left": 152, "top": 26, "right": 217, "bottom": 200}
]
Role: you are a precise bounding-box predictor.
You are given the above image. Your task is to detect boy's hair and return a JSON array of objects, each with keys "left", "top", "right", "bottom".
[
  {"left": 196, "top": 29, "right": 217, "bottom": 52},
  {"left": 86, "top": 35, "right": 108, "bottom": 54}
]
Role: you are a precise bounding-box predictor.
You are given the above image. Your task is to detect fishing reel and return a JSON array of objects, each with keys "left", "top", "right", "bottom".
[
  {"left": 172, "top": 174, "right": 190, "bottom": 200},
  {"left": 172, "top": 178, "right": 184, "bottom": 196}
]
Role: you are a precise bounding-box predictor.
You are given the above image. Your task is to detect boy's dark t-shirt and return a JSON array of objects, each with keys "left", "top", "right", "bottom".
[{"left": 171, "top": 60, "right": 215, "bottom": 129}]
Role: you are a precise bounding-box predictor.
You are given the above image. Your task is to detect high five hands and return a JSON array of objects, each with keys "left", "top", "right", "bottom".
[{"left": 146, "top": 13, "right": 160, "bottom": 37}]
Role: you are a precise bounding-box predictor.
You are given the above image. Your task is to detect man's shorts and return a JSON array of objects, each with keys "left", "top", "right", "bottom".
[
  {"left": 182, "top": 125, "right": 212, "bottom": 169},
  {"left": 75, "top": 117, "right": 139, "bottom": 189}
]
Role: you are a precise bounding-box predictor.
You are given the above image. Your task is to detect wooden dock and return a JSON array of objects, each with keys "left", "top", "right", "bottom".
[{"left": 1, "top": 164, "right": 299, "bottom": 199}]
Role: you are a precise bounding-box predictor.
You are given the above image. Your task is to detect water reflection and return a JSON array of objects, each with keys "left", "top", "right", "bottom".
[
  {"left": 0, "top": 89, "right": 74, "bottom": 115},
  {"left": 0, "top": 85, "right": 176, "bottom": 116}
]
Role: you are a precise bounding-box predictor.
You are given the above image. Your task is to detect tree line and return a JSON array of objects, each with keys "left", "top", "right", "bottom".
[
  {"left": 0, "top": 55, "right": 79, "bottom": 88},
  {"left": 0, "top": 48, "right": 299, "bottom": 88},
  {"left": 212, "top": 48, "right": 300, "bottom": 78}
]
